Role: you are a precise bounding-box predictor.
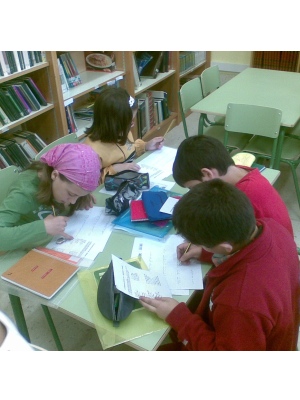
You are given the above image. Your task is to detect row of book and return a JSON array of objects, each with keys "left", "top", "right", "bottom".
[
  {"left": 58, "top": 52, "right": 81, "bottom": 90},
  {"left": 179, "top": 51, "right": 206, "bottom": 73},
  {"left": 0, "top": 51, "right": 46, "bottom": 77},
  {"left": 0, "top": 77, "right": 48, "bottom": 128},
  {"left": 136, "top": 90, "right": 170, "bottom": 138},
  {"left": 0, "top": 130, "right": 46, "bottom": 170},
  {"left": 65, "top": 104, "right": 78, "bottom": 134},
  {"left": 252, "top": 51, "right": 299, "bottom": 72},
  {"left": 133, "top": 51, "right": 170, "bottom": 89}
]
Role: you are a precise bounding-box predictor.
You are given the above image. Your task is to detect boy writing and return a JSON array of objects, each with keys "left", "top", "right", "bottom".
[
  {"left": 172, "top": 135, "right": 294, "bottom": 263},
  {"left": 139, "top": 180, "right": 299, "bottom": 350}
]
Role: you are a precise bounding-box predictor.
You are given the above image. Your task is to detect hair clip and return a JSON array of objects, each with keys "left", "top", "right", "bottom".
[{"left": 128, "top": 96, "right": 135, "bottom": 107}]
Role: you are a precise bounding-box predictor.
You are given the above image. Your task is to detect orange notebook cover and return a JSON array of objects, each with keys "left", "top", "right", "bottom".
[{"left": 1, "top": 249, "right": 78, "bottom": 299}]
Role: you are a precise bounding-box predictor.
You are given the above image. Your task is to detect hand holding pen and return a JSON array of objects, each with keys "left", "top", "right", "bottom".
[
  {"left": 43, "top": 205, "right": 73, "bottom": 240},
  {"left": 177, "top": 242, "right": 202, "bottom": 264}
]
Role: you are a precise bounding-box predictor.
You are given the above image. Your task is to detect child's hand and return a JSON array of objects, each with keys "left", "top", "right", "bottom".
[
  {"left": 44, "top": 215, "right": 73, "bottom": 240},
  {"left": 177, "top": 243, "right": 202, "bottom": 263},
  {"left": 113, "top": 162, "right": 141, "bottom": 172},
  {"left": 74, "top": 194, "right": 96, "bottom": 210},
  {"left": 139, "top": 296, "right": 179, "bottom": 320},
  {"left": 145, "top": 137, "right": 164, "bottom": 151}
]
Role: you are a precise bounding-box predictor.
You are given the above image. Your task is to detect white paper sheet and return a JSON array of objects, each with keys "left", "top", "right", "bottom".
[
  {"left": 137, "top": 146, "right": 177, "bottom": 181},
  {"left": 112, "top": 255, "right": 172, "bottom": 299},
  {"left": 45, "top": 207, "right": 114, "bottom": 260},
  {"left": 131, "top": 235, "right": 203, "bottom": 295},
  {"left": 159, "top": 196, "right": 179, "bottom": 214}
]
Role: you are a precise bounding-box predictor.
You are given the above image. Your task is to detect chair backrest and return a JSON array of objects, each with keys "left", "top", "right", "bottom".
[
  {"left": 178, "top": 77, "right": 204, "bottom": 138},
  {"left": 225, "top": 103, "right": 282, "bottom": 163},
  {"left": 225, "top": 103, "right": 282, "bottom": 137},
  {"left": 200, "top": 65, "right": 221, "bottom": 97},
  {"left": 35, "top": 133, "right": 79, "bottom": 160},
  {"left": 0, "top": 165, "right": 20, "bottom": 204}
]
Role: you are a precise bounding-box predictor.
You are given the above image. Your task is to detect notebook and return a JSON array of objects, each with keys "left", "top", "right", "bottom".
[
  {"left": 1, "top": 249, "right": 78, "bottom": 299},
  {"left": 130, "top": 200, "right": 149, "bottom": 222}
]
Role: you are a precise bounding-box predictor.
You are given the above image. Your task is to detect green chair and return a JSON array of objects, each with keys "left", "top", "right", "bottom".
[
  {"left": 35, "top": 133, "right": 79, "bottom": 160},
  {"left": 225, "top": 103, "right": 282, "bottom": 166},
  {"left": 235, "top": 104, "right": 300, "bottom": 209},
  {"left": 200, "top": 65, "right": 225, "bottom": 126},
  {"left": 200, "top": 65, "right": 221, "bottom": 97},
  {"left": 0, "top": 165, "right": 63, "bottom": 350},
  {"left": 178, "top": 78, "right": 251, "bottom": 152}
]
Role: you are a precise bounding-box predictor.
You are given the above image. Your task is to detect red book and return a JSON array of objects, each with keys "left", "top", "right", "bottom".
[{"left": 130, "top": 200, "right": 149, "bottom": 222}]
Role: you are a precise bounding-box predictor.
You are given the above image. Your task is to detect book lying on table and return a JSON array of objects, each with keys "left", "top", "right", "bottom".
[{"left": 1, "top": 249, "right": 78, "bottom": 299}]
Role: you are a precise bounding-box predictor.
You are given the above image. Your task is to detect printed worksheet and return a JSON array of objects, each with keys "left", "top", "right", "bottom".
[
  {"left": 112, "top": 255, "right": 172, "bottom": 299},
  {"left": 131, "top": 235, "right": 203, "bottom": 295},
  {"left": 137, "top": 146, "right": 177, "bottom": 181},
  {"left": 45, "top": 207, "right": 114, "bottom": 260}
]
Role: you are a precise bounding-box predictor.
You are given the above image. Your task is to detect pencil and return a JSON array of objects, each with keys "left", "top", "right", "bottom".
[
  {"left": 52, "top": 205, "right": 56, "bottom": 217},
  {"left": 183, "top": 242, "right": 191, "bottom": 255}
]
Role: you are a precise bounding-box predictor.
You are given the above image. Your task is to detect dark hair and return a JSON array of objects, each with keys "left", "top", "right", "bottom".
[
  {"left": 172, "top": 179, "right": 256, "bottom": 248},
  {"left": 26, "top": 161, "right": 91, "bottom": 216},
  {"left": 172, "top": 135, "right": 234, "bottom": 187},
  {"left": 84, "top": 86, "right": 133, "bottom": 146}
]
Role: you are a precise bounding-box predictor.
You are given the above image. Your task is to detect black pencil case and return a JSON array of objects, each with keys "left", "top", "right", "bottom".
[
  {"left": 97, "top": 260, "right": 136, "bottom": 327},
  {"left": 104, "top": 170, "right": 150, "bottom": 191}
]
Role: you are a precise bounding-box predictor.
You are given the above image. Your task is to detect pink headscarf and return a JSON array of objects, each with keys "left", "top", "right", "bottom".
[{"left": 40, "top": 143, "right": 101, "bottom": 191}]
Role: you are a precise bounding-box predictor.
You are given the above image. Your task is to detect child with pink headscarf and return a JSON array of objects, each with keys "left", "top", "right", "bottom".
[{"left": 0, "top": 143, "right": 101, "bottom": 251}]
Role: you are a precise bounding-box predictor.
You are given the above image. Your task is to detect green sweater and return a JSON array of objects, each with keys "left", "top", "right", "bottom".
[{"left": 0, "top": 170, "right": 63, "bottom": 251}]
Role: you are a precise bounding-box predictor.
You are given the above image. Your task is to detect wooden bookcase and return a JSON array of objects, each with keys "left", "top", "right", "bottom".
[
  {"left": 0, "top": 51, "right": 210, "bottom": 145},
  {"left": 0, "top": 51, "right": 65, "bottom": 144}
]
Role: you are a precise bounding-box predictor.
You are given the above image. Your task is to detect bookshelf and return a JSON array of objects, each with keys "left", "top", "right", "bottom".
[
  {"left": 0, "top": 51, "right": 211, "bottom": 149},
  {"left": 0, "top": 52, "right": 65, "bottom": 144}
]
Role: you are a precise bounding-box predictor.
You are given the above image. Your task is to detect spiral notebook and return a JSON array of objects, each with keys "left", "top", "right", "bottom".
[{"left": 1, "top": 249, "right": 78, "bottom": 299}]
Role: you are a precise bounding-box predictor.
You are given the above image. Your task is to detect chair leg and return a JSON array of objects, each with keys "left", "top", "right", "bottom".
[
  {"left": 41, "top": 305, "right": 64, "bottom": 351},
  {"left": 288, "top": 163, "right": 300, "bottom": 209},
  {"left": 197, "top": 114, "right": 206, "bottom": 136}
]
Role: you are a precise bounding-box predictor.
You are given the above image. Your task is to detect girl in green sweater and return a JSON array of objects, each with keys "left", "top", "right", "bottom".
[{"left": 0, "top": 143, "right": 101, "bottom": 251}]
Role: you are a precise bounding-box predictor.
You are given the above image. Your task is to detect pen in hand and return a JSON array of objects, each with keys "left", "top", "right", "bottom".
[
  {"left": 183, "top": 242, "right": 192, "bottom": 255},
  {"left": 52, "top": 205, "right": 56, "bottom": 217}
]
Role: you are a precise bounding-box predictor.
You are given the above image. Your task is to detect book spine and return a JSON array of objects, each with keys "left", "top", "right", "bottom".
[
  {"left": 0, "top": 91, "right": 17, "bottom": 121},
  {"left": 22, "top": 77, "right": 47, "bottom": 106},
  {"left": 11, "top": 85, "right": 32, "bottom": 114},
  {"left": 13, "top": 51, "right": 22, "bottom": 72},
  {"left": 27, "top": 51, "right": 34, "bottom": 67},
  {"left": 3, "top": 86, "right": 26, "bottom": 117},
  {"left": 0, "top": 59, "right": 4, "bottom": 77},
  {"left": 17, "top": 83, "right": 40, "bottom": 111},
  {"left": 2, "top": 52, "right": 11, "bottom": 74},
  {"left": 19, "top": 139, "right": 37, "bottom": 159},
  {"left": 66, "top": 52, "right": 81, "bottom": 85},
  {"left": 22, "top": 51, "right": 30, "bottom": 69},
  {"left": 0, "top": 89, "right": 21, "bottom": 120},
  {"left": 146, "top": 91, "right": 155, "bottom": 129},
  {"left": 0, "top": 105, "right": 10, "bottom": 124},
  {"left": 0, "top": 147, "right": 14, "bottom": 166},
  {"left": 17, "top": 51, "right": 25, "bottom": 70},
  {"left": 57, "top": 58, "right": 69, "bottom": 92}
]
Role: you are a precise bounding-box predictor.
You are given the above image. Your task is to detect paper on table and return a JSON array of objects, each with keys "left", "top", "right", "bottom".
[
  {"left": 137, "top": 146, "right": 177, "bottom": 181},
  {"left": 45, "top": 207, "right": 114, "bottom": 260},
  {"left": 131, "top": 235, "right": 203, "bottom": 294},
  {"left": 159, "top": 196, "right": 179, "bottom": 214},
  {"left": 112, "top": 255, "right": 172, "bottom": 299}
]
